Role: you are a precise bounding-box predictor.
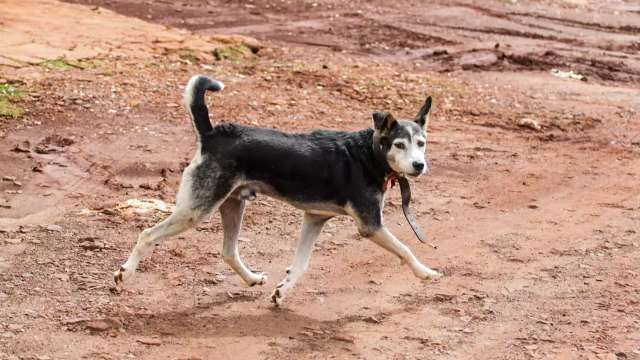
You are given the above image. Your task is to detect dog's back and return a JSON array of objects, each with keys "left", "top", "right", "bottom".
[{"left": 200, "top": 123, "right": 384, "bottom": 211}]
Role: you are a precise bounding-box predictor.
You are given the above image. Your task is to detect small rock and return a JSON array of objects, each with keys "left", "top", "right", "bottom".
[
  {"left": 459, "top": 51, "right": 499, "bottom": 69},
  {"left": 85, "top": 319, "right": 120, "bottom": 332},
  {"left": 101, "top": 208, "right": 118, "bottom": 216},
  {"left": 596, "top": 354, "right": 617, "bottom": 360},
  {"left": 550, "top": 68, "right": 586, "bottom": 81},
  {"left": 1, "top": 176, "right": 16, "bottom": 182},
  {"left": 139, "top": 183, "right": 154, "bottom": 190},
  {"left": 85, "top": 321, "right": 111, "bottom": 332},
  {"left": 473, "top": 202, "right": 487, "bottom": 209},
  {"left": 136, "top": 337, "right": 162, "bottom": 346},
  {"left": 4, "top": 238, "right": 21, "bottom": 245},
  {"left": 432, "top": 293, "right": 455, "bottom": 302},
  {"left": 168, "top": 247, "right": 185, "bottom": 257},
  {"left": 528, "top": 204, "right": 539, "bottom": 209},
  {"left": 79, "top": 239, "right": 104, "bottom": 251},
  {"left": 18, "top": 226, "right": 33, "bottom": 234},
  {"left": 518, "top": 118, "right": 542, "bottom": 132},
  {"left": 45, "top": 224, "right": 63, "bottom": 232},
  {"left": 11, "top": 141, "right": 31, "bottom": 153},
  {"left": 63, "top": 317, "right": 90, "bottom": 325},
  {"left": 331, "top": 334, "right": 355, "bottom": 344},
  {"left": 7, "top": 324, "right": 22, "bottom": 332},
  {"left": 363, "top": 316, "right": 381, "bottom": 324}
]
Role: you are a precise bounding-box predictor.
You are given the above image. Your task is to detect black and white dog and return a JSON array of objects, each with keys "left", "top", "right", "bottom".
[{"left": 114, "top": 75, "right": 441, "bottom": 305}]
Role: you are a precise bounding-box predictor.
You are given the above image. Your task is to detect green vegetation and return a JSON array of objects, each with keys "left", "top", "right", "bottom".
[
  {"left": 40, "top": 58, "right": 84, "bottom": 70},
  {"left": 0, "top": 83, "right": 24, "bottom": 118},
  {"left": 212, "top": 44, "right": 254, "bottom": 62}
]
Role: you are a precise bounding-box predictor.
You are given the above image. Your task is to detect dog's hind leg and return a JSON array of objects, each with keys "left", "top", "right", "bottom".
[
  {"left": 271, "top": 213, "right": 329, "bottom": 306},
  {"left": 114, "top": 162, "right": 233, "bottom": 287},
  {"left": 114, "top": 205, "right": 206, "bottom": 286},
  {"left": 219, "top": 197, "right": 267, "bottom": 286}
]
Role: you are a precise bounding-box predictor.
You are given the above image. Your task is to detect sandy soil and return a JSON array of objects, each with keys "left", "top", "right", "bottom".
[{"left": 0, "top": 0, "right": 639, "bottom": 359}]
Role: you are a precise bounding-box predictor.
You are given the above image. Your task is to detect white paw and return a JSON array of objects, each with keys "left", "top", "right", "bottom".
[
  {"left": 113, "top": 265, "right": 134, "bottom": 285},
  {"left": 247, "top": 272, "right": 268, "bottom": 287},
  {"left": 414, "top": 266, "right": 442, "bottom": 280},
  {"left": 271, "top": 288, "right": 281, "bottom": 306},
  {"left": 270, "top": 284, "right": 285, "bottom": 306}
]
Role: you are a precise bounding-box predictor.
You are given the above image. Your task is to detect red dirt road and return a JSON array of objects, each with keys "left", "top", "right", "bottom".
[{"left": 1, "top": 0, "right": 639, "bottom": 359}]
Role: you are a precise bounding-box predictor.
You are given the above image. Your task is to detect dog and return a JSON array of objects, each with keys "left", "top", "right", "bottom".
[{"left": 114, "top": 75, "right": 441, "bottom": 305}]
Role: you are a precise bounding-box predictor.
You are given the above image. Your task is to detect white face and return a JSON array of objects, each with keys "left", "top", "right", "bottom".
[{"left": 386, "top": 124, "right": 427, "bottom": 177}]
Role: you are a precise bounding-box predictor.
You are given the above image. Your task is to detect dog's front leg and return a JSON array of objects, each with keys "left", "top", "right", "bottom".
[
  {"left": 367, "top": 227, "right": 442, "bottom": 280},
  {"left": 271, "top": 213, "right": 329, "bottom": 306}
]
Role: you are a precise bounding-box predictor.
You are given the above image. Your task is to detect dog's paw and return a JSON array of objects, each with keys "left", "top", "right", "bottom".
[
  {"left": 270, "top": 287, "right": 283, "bottom": 306},
  {"left": 113, "top": 266, "right": 133, "bottom": 286},
  {"left": 247, "top": 272, "right": 268, "bottom": 287},
  {"left": 414, "top": 266, "right": 442, "bottom": 280}
]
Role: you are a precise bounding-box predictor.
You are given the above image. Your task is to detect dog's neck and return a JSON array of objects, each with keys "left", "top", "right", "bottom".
[
  {"left": 382, "top": 172, "right": 400, "bottom": 192},
  {"left": 372, "top": 134, "right": 398, "bottom": 192}
]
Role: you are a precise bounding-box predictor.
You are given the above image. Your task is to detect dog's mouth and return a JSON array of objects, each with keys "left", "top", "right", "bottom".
[{"left": 407, "top": 171, "right": 422, "bottom": 178}]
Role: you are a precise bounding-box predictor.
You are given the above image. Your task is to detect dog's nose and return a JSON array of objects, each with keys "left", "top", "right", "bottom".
[{"left": 412, "top": 161, "right": 425, "bottom": 172}]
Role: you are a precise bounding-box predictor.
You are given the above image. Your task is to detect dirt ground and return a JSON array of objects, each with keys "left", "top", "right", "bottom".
[{"left": 1, "top": 0, "right": 639, "bottom": 359}]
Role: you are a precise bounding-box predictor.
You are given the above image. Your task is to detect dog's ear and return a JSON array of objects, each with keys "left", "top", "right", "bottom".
[
  {"left": 373, "top": 112, "right": 397, "bottom": 133},
  {"left": 415, "top": 96, "right": 432, "bottom": 129}
]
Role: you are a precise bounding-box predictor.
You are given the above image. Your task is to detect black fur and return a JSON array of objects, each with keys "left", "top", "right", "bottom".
[
  {"left": 187, "top": 76, "right": 224, "bottom": 136},
  {"left": 186, "top": 75, "right": 420, "bottom": 235},
  {"left": 414, "top": 96, "right": 432, "bottom": 128},
  {"left": 195, "top": 125, "right": 390, "bottom": 233}
]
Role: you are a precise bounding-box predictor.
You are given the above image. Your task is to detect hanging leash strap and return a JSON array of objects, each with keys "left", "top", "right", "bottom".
[
  {"left": 382, "top": 173, "right": 436, "bottom": 247},
  {"left": 397, "top": 177, "right": 428, "bottom": 244},
  {"left": 380, "top": 176, "right": 437, "bottom": 249}
]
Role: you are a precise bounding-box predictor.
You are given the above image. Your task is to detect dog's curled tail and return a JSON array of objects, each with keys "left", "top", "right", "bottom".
[{"left": 183, "top": 75, "right": 225, "bottom": 140}]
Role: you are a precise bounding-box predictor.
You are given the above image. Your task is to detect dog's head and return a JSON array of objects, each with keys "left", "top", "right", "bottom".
[{"left": 373, "top": 97, "right": 432, "bottom": 177}]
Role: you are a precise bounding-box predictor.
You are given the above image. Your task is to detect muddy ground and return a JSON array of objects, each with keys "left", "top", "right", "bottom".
[{"left": 0, "top": 0, "right": 639, "bottom": 359}]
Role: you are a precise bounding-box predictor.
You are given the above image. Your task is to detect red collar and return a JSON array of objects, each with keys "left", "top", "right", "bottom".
[{"left": 382, "top": 172, "right": 400, "bottom": 192}]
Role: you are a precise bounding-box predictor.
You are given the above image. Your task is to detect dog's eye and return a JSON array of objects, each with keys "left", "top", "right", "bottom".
[
  {"left": 417, "top": 140, "right": 425, "bottom": 147},
  {"left": 394, "top": 142, "right": 406, "bottom": 150}
]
